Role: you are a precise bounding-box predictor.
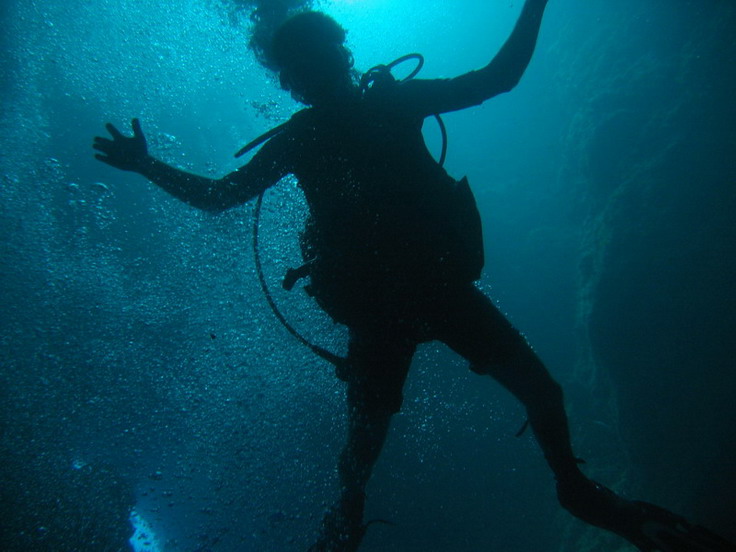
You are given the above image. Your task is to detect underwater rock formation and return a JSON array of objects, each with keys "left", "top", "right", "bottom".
[{"left": 566, "top": 1, "right": 736, "bottom": 539}]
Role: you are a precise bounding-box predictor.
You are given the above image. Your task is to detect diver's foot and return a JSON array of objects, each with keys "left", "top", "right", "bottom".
[
  {"left": 308, "top": 491, "right": 367, "bottom": 552},
  {"left": 556, "top": 476, "right": 736, "bottom": 552}
]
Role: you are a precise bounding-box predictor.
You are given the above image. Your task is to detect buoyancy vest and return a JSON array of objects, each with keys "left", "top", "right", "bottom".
[
  {"left": 283, "top": 81, "right": 484, "bottom": 325},
  {"left": 246, "top": 57, "right": 485, "bottom": 338}
]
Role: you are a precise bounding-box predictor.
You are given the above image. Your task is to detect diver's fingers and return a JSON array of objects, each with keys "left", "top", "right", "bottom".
[
  {"left": 131, "top": 118, "right": 144, "bottom": 140},
  {"left": 105, "top": 123, "right": 124, "bottom": 140},
  {"left": 93, "top": 136, "right": 113, "bottom": 149},
  {"left": 94, "top": 154, "right": 115, "bottom": 166}
]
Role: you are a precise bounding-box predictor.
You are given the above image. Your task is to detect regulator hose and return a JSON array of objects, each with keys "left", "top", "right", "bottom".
[{"left": 252, "top": 193, "right": 346, "bottom": 368}]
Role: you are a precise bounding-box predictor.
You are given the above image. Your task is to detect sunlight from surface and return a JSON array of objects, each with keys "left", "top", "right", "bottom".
[{"left": 318, "top": 0, "right": 521, "bottom": 75}]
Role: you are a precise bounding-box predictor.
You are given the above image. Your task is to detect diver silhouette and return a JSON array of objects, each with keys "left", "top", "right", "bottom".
[{"left": 94, "top": 1, "right": 736, "bottom": 551}]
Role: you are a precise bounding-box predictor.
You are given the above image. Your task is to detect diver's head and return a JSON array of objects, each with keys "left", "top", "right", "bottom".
[{"left": 269, "top": 11, "right": 356, "bottom": 106}]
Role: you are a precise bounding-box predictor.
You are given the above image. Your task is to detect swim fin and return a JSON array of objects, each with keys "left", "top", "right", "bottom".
[
  {"left": 557, "top": 478, "right": 736, "bottom": 552},
  {"left": 635, "top": 502, "right": 736, "bottom": 552}
]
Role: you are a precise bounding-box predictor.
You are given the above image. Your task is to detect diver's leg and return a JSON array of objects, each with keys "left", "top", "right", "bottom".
[
  {"left": 432, "top": 284, "right": 736, "bottom": 552},
  {"left": 310, "top": 330, "right": 416, "bottom": 552},
  {"left": 432, "top": 284, "right": 582, "bottom": 481}
]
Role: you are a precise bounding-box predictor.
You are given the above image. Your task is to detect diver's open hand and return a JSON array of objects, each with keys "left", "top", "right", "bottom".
[{"left": 93, "top": 118, "right": 148, "bottom": 172}]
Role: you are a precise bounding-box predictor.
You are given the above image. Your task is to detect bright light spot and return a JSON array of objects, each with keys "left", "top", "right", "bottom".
[{"left": 129, "top": 510, "right": 162, "bottom": 552}]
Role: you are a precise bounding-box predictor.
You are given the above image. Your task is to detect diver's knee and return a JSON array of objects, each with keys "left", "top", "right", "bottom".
[
  {"left": 531, "top": 376, "right": 564, "bottom": 411},
  {"left": 545, "top": 378, "right": 564, "bottom": 405},
  {"left": 472, "top": 353, "right": 564, "bottom": 410}
]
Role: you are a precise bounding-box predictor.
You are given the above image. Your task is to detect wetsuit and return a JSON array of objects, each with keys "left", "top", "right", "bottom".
[{"left": 220, "top": 67, "right": 582, "bottom": 552}]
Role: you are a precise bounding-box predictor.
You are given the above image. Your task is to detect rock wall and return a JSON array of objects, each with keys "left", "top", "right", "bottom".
[{"left": 561, "top": 0, "right": 736, "bottom": 539}]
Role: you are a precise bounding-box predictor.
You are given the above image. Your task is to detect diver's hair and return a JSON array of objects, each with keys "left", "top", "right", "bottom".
[
  {"left": 267, "top": 11, "right": 348, "bottom": 72},
  {"left": 244, "top": 0, "right": 315, "bottom": 69}
]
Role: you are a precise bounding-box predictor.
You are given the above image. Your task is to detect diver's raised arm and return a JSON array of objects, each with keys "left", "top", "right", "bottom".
[
  {"left": 476, "top": 0, "right": 549, "bottom": 97},
  {"left": 395, "top": 0, "right": 550, "bottom": 116},
  {"left": 93, "top": 119, "right": 286, "bottom": 212}
]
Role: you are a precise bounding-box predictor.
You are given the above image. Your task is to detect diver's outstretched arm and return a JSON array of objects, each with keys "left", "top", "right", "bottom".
[
  {"left": 477, "top": 0, "right": 550, "bottom": 96},
  {"left": 397, "top": 0, "right": 550, "bottom": 116},
  {"left": 93, "top": 119, "right": 285, "bottom": 212}
]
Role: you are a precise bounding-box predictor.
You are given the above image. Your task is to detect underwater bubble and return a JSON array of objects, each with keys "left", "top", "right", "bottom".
[{"left": 91, "top": 181, "right": 110, "bottom": 192}]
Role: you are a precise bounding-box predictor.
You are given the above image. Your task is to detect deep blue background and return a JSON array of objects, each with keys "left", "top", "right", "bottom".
[{"left": 1, "top": 1, "right": 734, "bottom": 550}]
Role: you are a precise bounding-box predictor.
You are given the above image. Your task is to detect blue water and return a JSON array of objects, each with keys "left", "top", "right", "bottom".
[{"left": 1, "top": 1, "right": 735, "bottom": 550}]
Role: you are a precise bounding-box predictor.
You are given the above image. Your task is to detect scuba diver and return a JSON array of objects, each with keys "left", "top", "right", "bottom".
[{"left": 93, "top": 1, "right": 736, "bottom": 551}]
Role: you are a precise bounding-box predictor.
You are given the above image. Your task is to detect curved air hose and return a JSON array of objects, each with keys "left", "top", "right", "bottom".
[
  {"left": 252, "top": 192, "right": 346, "bottom": 368},
  {"left": 249, "top": 54, "right": 448, "bottom": 368}
]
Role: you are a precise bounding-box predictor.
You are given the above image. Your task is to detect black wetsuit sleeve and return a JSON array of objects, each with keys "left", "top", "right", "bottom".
[
  {"left": 218, "top": 131, "right": 292, "bottom": 207},
  {"left": 391, "top": 0, "right": 548, "bottom": 117},
  {"left": 139, "top": 130, "right": 291, "bottom": 212},
  {"left": 391, "top": 73, "right": 507, "bottom": 117}
]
